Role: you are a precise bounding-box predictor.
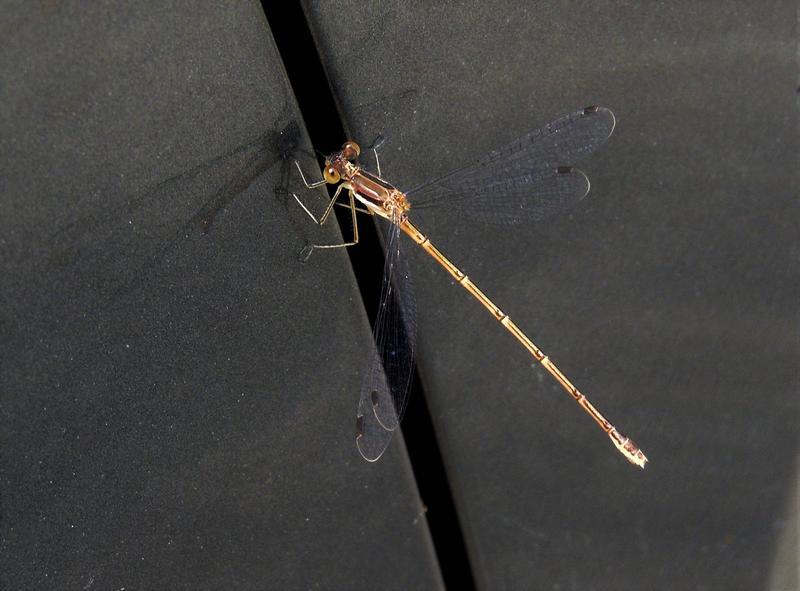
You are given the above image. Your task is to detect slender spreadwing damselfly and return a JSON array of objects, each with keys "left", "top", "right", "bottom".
[{"left": 292, "top": 106, "right": 648, "bottom": 468}]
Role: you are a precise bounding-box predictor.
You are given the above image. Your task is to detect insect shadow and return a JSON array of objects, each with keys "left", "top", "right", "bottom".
[{"left": 47, "top": 118, "right": 314, "bottom": 305}]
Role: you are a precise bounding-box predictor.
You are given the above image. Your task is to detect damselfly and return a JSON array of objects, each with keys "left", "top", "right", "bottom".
[{"left": 292, "top": 106, "right": 647, "bottom": 468}]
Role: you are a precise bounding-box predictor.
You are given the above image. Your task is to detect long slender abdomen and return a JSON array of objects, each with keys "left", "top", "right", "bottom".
[{"left": 399, "top": 217, "right": 648, "bottom": 468}]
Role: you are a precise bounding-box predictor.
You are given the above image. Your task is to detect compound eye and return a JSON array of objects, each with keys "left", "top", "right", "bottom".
[
  {"left": 323, "top": 165, "right": 341, "bottom": 184},
  {"left": 342, "top": 141, "right": 360, "bottom": 161}
]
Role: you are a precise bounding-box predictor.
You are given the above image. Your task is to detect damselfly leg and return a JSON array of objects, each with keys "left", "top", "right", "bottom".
[{"left": 292, "top": 161, "right": 364, "bottom": 260}]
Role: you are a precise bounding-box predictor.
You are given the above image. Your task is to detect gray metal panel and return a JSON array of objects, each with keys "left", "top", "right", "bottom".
[
  {"left": 303, "top": 2, "right": 798, "bottom": 589},
  {"left": 0, "top": 3, "right": 442, "bottom": 589}
]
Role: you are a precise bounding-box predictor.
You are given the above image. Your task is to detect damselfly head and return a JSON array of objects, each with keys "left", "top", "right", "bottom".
[
  {"left": 341, "top": 140, "right": 361, "bottom": 161},
  {"left": 323, "top": 162, "right": 341, "bottom": 184},
  {"left": 324, "top": 141, "right": 360, "bottom": 183}
]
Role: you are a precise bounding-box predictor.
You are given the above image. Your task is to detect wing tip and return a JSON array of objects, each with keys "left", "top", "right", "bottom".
[
  {"left": 356, "top": 415, "right": 387, "bottom": 463},
  {"left": 556, "top": 165, "right": 591, "bottom": 199},
  {"left": 582, "top": 105, "right": 617, "bottom": 138}
]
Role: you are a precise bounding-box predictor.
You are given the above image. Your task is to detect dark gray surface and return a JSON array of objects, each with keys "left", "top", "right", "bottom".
[
  {"left": 0, "top": 3, "right": 442, "bottom": 590},
  {"left": 304, "top": 2, "right": 798, "bottom": 590}
]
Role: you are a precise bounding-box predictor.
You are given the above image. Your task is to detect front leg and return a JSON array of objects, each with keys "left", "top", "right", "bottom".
[
  {"left": 294, "top": 160, "right": 327, "bottom": 189},
  {"left": 293, "top": 182, "right": 345, "bottom": 227},
  {"left": 367, "top": 135, "right": 386, "bottom": 177},
  {"left": 299, "top": 189, "right": 364, "bottom": 262}
]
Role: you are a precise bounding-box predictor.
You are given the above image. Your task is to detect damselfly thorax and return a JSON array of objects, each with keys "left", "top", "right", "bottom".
[{"left": 323, "top": 141, "right": 411, "bottom": 222}]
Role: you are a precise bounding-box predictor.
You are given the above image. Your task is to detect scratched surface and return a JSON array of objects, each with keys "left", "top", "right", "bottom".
[
  {"left": 303, "top": 2, "right": 798, "bottom": 590},
  {"left": 0, "top": 3, "right": 442, "bottom": 589}
]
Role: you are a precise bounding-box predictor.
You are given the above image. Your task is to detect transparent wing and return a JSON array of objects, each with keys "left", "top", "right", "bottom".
[
  {"left": 356, "top": 213, "right": 417, "bottom": 462},
  {"left": 408, "top": 106, "right": 615, "bottom": 223}
]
